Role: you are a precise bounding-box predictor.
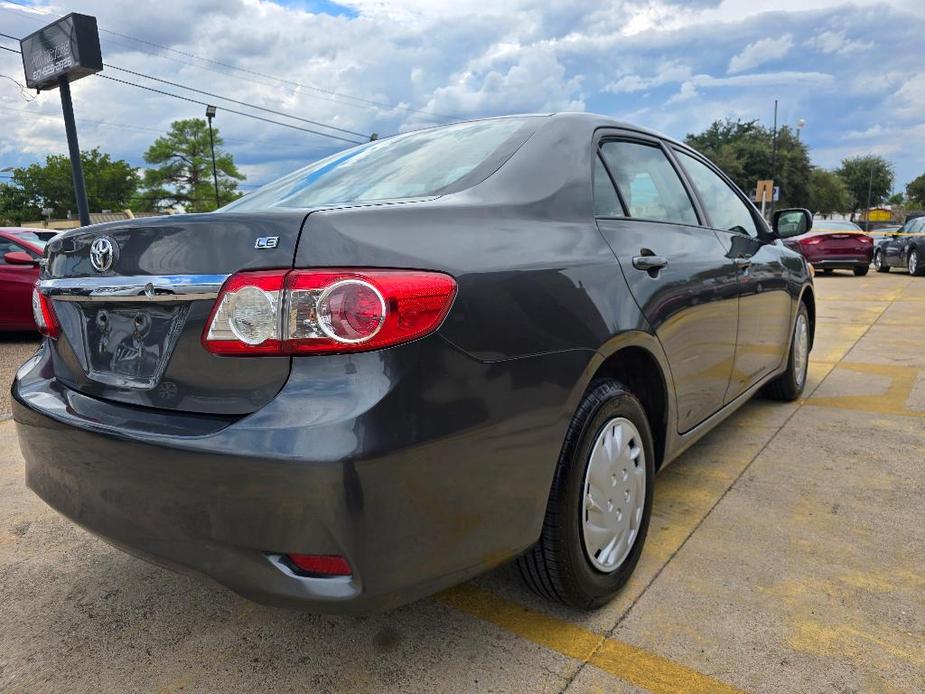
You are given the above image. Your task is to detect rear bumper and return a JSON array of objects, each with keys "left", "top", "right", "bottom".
[
  {"left": 13, "top": 340, "right": 590, "bottom": 613},
  {"left": 808, "top": 255, "right": 871, "bottom": 269}
]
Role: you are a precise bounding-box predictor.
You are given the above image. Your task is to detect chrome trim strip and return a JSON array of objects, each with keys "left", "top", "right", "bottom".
[{"left": 40, "top": 274, "right": 229, "bottom": 302}]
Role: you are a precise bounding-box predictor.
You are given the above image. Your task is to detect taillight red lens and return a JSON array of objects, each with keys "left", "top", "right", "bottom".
[
  {"left": 202, "top": 269, "right": 457, "bottom": 356},
  {"left": 801, "top": 236, "right": 822, "bottom": 246},
  {"left": 286, "top": 553, "right": 352, "bottom": 577},
  {"left": 32, "top": 283, "right": 59, "bottom": 338}
]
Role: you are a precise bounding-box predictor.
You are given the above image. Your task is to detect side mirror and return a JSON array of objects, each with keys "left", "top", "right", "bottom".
[
  {"left": 3, "top": 251, "right": 37, "bottom": 266},
  {"left": 772, "top": 208, "right": 813, "bottom": 238}
]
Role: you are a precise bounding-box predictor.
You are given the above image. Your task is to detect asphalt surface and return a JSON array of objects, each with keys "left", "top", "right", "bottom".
[{"left": 1, "top": 269, "right": 923, "bottom": 692}]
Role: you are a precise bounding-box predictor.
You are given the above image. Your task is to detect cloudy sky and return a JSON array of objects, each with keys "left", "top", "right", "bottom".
[{"left": 1, "top": 0, "right": 924, "bottom": 194}]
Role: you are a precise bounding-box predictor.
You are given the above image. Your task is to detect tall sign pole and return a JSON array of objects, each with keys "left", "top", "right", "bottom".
[
  {"left": 58, "top": 76, "right": 90, "bottom": 226},
  {"left": 20, "top": 13, "right": 102, "bottom": 227}
]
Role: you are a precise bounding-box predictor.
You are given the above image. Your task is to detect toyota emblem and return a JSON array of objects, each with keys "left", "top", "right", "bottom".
[{"left": 90, "top": 237, "right": 116, "bottom": 273}]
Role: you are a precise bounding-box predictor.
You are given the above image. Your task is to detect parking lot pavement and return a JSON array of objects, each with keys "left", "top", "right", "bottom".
[
  {"left": 1, "top": 271, "right": 923, "bottom": 693},
  {"left": 0, "top": 333, "right": 39, "bottom": 418}
]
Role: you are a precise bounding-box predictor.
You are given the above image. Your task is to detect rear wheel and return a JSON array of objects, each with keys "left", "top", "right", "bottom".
[
  {"left": 874, "top": 250, "right": 889, "bottom": 273},
  {"left": 853, "top": 265, "right": 869, "bottom": 276},
  {"left": 909, "top": 248, "right": 924, "bottom": 276},
  {"left": 763, "top": 303, "right": 810, "bottom": 402},
  {"left": 518, "top": 380, "right": 654, "bottom": 609}
]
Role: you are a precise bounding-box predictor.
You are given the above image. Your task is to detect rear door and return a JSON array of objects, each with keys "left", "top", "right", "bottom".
[
  {"left": 672, "top": 147, "right": 792, "bottom": 398},
  {"left": 593, "top": 132, "right": 739, "bottom": 433},
  {"left": 884, "top": 221, "right": 910, "bottom": 266}
]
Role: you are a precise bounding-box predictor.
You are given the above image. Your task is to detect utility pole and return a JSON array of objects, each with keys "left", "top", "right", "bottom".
[
  {"left": 865, "top": 163, "right": 874, "bottom": 230},
  {"left": 770, "top": 99, "right": 779, "bottom": 215},
  {"left": 206, "top": 105, "right": 220, "bottom": 209}
]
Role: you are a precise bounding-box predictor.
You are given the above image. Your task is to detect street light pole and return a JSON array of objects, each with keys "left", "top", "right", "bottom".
[
  {"left": 865, "top": 163, "right": 874, "bottom": 229},
  {"left": 205, "top": 105, "right": 220, "bottom": 209}
]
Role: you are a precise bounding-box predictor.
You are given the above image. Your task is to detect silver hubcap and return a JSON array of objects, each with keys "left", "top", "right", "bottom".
[
  {"left": 875, "top": 252, "right": 882, "bottom": 269},
  {"left": 581, "top": 417, "right": 646, "bottom": 572},
  {"left": 910, "top": 252, "right": 918, "bottom": 274},
  {"left": 793, "top": 313, "right": 809, "bottom": 388}
]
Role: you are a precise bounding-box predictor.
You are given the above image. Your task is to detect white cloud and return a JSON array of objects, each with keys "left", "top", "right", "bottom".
[
  {"left": 604, "top": 61, "right": 691, "bottom": 94},
  {"left": 728, "top": 35, "right": 793, "bottom": 74},
  {"left": 804, "top": 29, "right": 874, "bottom": 55}
]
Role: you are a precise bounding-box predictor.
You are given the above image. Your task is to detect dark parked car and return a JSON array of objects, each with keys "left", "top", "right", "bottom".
[
  {"left": 782, "top": 219, "right": 873, "bottom": 275},
  {"left": 0, "top": 228, "right": 46, "bottom": 331},
  {"left": 874, "top": 216, "right": 925, "bottom": 275},
  {"left": 13, "top": 114, "right": 815, "bottom": 613}
]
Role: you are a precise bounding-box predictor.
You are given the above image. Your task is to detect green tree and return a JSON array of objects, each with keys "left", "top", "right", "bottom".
[
  {"left": 834, "top": 155, "right": 894, "bottom": 214},
  {"left": 807, "top": 167, "right": 851, "bottom": 216},
  {"left": 905, "top": 174, "right": 925, "bottom": 208},
  {"left": 141, "top": 118, "right": 244, "bottom": 212},
  {"left": 888, "top": 192, "right": 906, "bottom": 206},
  {"left": 0, "top": 148, "right": 139, "bottom": 222},
  {"left": 684, "top": 119, "right": 812, "bottom": 208}
]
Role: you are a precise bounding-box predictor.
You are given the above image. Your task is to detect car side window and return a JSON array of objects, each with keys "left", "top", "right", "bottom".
[
  {"left": 599, "top": 141, "right": 698, "bottom": 226},
  {"left": 675, "top": 150, "right": 758, "bottom": 237},
  {"left": 593, "top": 155, "right": 623, "bottom": 217}
]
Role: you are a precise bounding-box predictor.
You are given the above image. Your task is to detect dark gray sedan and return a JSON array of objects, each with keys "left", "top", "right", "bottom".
[{"left": 13, "top": 113, "right": 814, "bottom": 613}]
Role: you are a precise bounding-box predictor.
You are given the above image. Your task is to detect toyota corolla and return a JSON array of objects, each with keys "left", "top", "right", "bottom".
[{"left": 13, "top": 113, "right": 815, "bottom": 613}]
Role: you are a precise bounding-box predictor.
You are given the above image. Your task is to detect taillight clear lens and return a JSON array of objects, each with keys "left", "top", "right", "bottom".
[
  {"left": 32, "top": 283, "right": 59, "bottom": 338},
  {"left": 203, "top": 269, "right": 456, "bottom": 356}
]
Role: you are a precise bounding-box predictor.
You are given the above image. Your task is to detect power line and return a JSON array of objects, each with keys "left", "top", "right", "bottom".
[
  {"left": 0, "top": 38, "right": 365, "bottom": 145},
  {"left": 1, "top": 27, "right": 371, "bottom": 139},
  {"left": 95, "top": 74, "right": 365, "bottom": 144},
  {"left": 101, "top": 63, "right": 369, "bottom": 139},
  {"left": 0, "top": 1, "right": 455, "bottom": 122}
]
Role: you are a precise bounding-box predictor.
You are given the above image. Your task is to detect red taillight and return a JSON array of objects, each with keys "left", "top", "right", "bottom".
[
  {"left": 286, "top": 553, "right": 352, "bottom": 577},
  {"left": 801, "top": 236, "right": 822, "bottom": 246},
  {"left": 32, "top": 283, "right": 59, "bottom": 338},
  {"left": 202, "top": 269, "right": 457, "bottom": 356}
]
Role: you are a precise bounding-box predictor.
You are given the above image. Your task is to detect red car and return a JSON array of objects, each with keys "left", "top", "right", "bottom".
[
  {"left": 0, "top": 228, "right": 46, "bottom": 331},
  {"left": 783, "top": 219, "right": 873, "bottom": 276}
]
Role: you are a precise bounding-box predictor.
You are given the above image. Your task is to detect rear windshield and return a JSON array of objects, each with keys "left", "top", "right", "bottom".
[{"left": 221, "top": 117, "right": 538, "bottom": 212}]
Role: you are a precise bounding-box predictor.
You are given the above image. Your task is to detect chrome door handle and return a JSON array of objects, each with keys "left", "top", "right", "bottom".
[
  {"left": 632, "top": 255, "right": 668, "bottom": 271},
  {"left": 733, "top": 257, "right": 752, "bottom": 269}
]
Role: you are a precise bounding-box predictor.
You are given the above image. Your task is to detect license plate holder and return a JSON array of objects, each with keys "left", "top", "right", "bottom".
[{"left": 78, "top": 303, "right": 189, "bottom": 389}]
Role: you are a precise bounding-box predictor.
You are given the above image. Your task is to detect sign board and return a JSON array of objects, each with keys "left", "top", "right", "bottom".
[
  {"left": 755, "top": 180, "right": 774, "bottom": 204},
  {"left": 19, "top": 13, "right": 102, "bottom": 91},
  {"left": 772, "top": 186, "right": 780, "bottom": 202},
  {"left": 865, "top": 208, "right": 892, "bottom": 222}
]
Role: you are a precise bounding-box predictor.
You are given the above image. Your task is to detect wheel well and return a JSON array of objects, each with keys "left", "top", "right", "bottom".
[
  {"left": 591, "top": 346, "right": 668, "bottom": 470},
  {"left": 801, "top": 286, "right": 816, "bottom": 349}
]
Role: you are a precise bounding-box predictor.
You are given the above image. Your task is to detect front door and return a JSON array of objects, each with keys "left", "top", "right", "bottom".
[
  {"left": 671, "top": 148, "right": 792, "bottom": 398},
  {"left": 594, "top": 135, "right": 739, "bottom": 433}
]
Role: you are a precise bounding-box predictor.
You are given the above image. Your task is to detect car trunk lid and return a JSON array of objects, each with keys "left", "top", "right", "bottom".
[{"left": 41, "top": 212, "right": 307, "bottom": 415}]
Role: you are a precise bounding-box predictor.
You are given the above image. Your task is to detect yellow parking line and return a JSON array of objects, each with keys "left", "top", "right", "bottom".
[{"left": 437, "top": 583, "right": 745, "bottom": 694}]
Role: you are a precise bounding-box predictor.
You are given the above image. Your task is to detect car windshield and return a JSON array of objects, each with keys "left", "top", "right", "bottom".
[
  {"left": 13, "top": 232, "right": 47, "bottom": 249},
  {"left": 814, "top": 220, "right": 862, "bottom": 231},
  {"left": 220, "top": 117, "right": 538, "bottom": 212}
]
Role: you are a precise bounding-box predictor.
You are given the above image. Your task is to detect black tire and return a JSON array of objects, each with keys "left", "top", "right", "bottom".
[
  {"left": 517, "top": 379, "right": 654, "bottom": 609},
  {"left": 874, "top": 250, "right": 890, "bottom": 273},
  {"left": 909, "top": 248, "right": 924, "bottom": 276},
  {"left": 763, "top": 302, "right": 810, "bottom": 402},
  {"left": 853, "top": 265, "right": 869, "bottom": 276}
]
